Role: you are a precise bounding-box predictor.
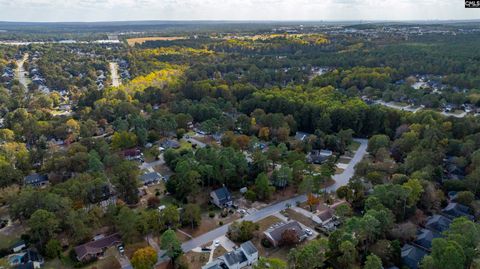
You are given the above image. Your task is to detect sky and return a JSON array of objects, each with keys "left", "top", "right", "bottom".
[{"left": 0, "top": 0, "right": 478, "bottom": 22}]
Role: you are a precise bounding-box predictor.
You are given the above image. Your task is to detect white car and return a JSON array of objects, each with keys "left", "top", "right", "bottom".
[
  {"left": 214, "top": 240, "right": 220, "bottom": 247},
  {"left": 304, "top": 229, "right": 313, "bottom": 236}
]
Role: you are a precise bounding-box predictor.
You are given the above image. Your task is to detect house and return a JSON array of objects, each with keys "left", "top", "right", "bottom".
[
  {"left": 307, "top": 150, "right": 333, "bottom": 164},
  {"left": 120, "top": 148, "right": 143, "bottom": 161},
  {"left": 24, "top": 174, "right": 49, "bottom": 188},
  {"left": 294, "top": 131, "right": 311, "bottom": 142},
  {"left": 162, "top": 139, "right": 180, "bottom": 149},
  {"left": 210, "top": 187, "right": 233, "bottom": 208},
  {"left": 139, "top": 172, "right": 163, "bottom": 185},
  {"left": 425, "top": 214, "right": 452, "bottom": 233},
  {"left": 263, "top": 221, "right": 307, "bottom": 247},
  {"left": 202, "top": 241, "right": 258, "bottom": 269},
  {"left": 74, "top": 233, "right": 122, "bottom": 262},
  {"left": 401, "top": 244, "right": 428, "bottom": 269},
  {"left": 318, "top": 208, "right": 335, "bottom": 224},
  {"left": 86, "top": 184, "right": 116, "bottom": 210},
  {"left": 442, "top": 202, "right": 474, "bottom": 220},
  {"left": 11, "top": 241, "right": 26, "bottom": 253},
  {"left": 9, "top": 249, "right": 44, "bottom": 269},
  {"left": 414, "top": 229, "right": 441, "bottom": 251}
]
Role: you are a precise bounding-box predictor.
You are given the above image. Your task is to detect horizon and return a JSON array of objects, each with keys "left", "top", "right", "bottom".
[{"left": 0, "top": 0, "right": 479, "bottom": 22}]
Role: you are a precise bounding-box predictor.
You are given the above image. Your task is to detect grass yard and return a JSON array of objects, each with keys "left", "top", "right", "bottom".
[
  {"left": 255, "top": 215, "right": 283, "bottom": 232},
  {"left": 284, "top": 208, "right": 317, "bottom": 228},
  {"left": 183, "top": 251, "right": 209, "bottom": 269},
  {"left": 177, "top": 140, "right": 192, "bottom": 151},
  {"left": 335, "top": 167, "right": 345, "bottom": 175},
  {"left": 213, "top": 246, "right": 227, "bottom": 259},
  {"left": 0, "top": 232, "right": 17, "bottom": 249},
  {"left": 338, "top": 156, "right": 352, "bottom": 164},
  {"left": 124, "top": 241, "right": 149, "bottom": 259},
  {"left": 348, "top": 141, "right": 361, "bottom": 152}
]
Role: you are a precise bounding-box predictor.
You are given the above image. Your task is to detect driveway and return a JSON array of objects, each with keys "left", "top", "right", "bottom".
[
  {"left": 184, "top": 137, "right": 207, "bottom": 148},
  {"left": 181, "top": 138, "right": 369, "bottom": 252},
  {"left": 139, "top": 154, "right": 164, "bottom": 170},
  {"left": 115, "top": 253, "right": 133, "bottom": 269}
]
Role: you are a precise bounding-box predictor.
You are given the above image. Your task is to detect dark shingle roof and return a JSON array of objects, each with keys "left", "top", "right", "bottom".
[
  {"left": 265, "top": 221, "right": 304, "bottom": 243},
  {"left": 24, "top": 174, "right": 48, "bottom": 185},
  {"left": 74, "top": 233, "right": 122, "bottom": 260},
  {"left": 442, "top": 202, "right": 474, "bottom": 220},
  {"left": 212, "top": 187, "right": 232, "bottom": 205},
  {"left": 401, "top": 244, "right": 428, "bottom": 269},
  {"left": 414, "top": 229, "right": 441, "bottom": 250},
  {"left": 425, "top": 215, "right": 452, "bottom": 233}
]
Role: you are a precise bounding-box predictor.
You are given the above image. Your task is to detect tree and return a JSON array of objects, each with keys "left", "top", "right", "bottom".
[
  {"left": 113, "top": 161, "right": 140, "bottom": 204},
  {"left": 403, "top": 178, "right": 424, "bottom": 207},
  {"left": 115, "top": 207, "right": 140, "bottom": 243},
  {"left": 288, "top": 238, "right": 329, "bottom": 269},
  {"left": 227, "top": 221, "right": 259, "bottom": 243},
  {"left": 45, "top": 239, "right": 62, "bottom": 259},
  {"left": 456, "top": 191, "right": 475, "bottom": 206},
  {"left": 161, "top": 229, "right": 182, "bottom": 263},
  {"left": 444, "top": 217, "right": 480, "bottom": 267},
  {"left": 254, "top": 257, "right": 287, "bottom": 269},
  {"left": 338, "top": 240, "right": 358, "bottom": 268},
  {"left": 280, "top": 229, "right": 300, "bottom": 246},
  {"left": 364, "top": 254, "right": 383, "bottom": 269},
  {"left": 28, "top": 209, "right": 59, "bottom": 248},
  {"left": 182, "top": 203, "right": 201, "bottom": 229},
  {"left": 306, "top": 193, "right": 320, "bottom": 212},
  {"left": 88, "top": 150, "right": 104, "bottom": 172},
  {"left": 255, "top": 173, "right": 274, "bottom": 201},
  {"left": 368, "top": 134, "right": 390, "bottom": 155},
  {"left": 161, "top": 205, "right": 180, "bottom": 228},
  {"left": 421, "top": 238, "right": 465, "bottom": 269},
  {"left": 111, "top": 131, "right": 138, "bottom": 150},
  {"left": 131, "top": 246, "right": 158, "bottom": 269}
]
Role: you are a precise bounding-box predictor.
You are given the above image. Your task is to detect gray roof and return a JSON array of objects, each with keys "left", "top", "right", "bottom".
[
  {"left": 24, "top": 173, "right": 48, "bottom": 185},
  {"left": 425, "top": 214, "right": 452, "bottom": 233},
  {"left": 74, "top": 233, "right": 122, "bottom": 260},
  {"left": 401, "top": 244, "right": 427, "bottom": 269},
  {"left": 212, "top": 187, "right": 232, "bottom": 205},
  {"left": 265, "top": 221, "right": 304, "bottom": 243},
  {"left": 139, "top": 172, "right": 162, "bottom": 183},
  {"left": 442, "top": 202, "right": 474, "bottom": 220},
  {"left": 240, "top": 241, "right": 258, "bottom": 256},
  {"left": 223, "top": 249, "right": 247, "bottom": 266},
  {"left": 414, "top": 229, "right": 441, "bottom": 250}
]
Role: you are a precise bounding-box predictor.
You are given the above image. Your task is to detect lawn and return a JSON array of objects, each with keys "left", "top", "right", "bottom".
[
  {"left": 255, "top": 215, "right": 283, "bottom": 232},
  {"left": 212, "top": 246, "right": 227, "bottom": 259},
  {"left": 183, "top": 251, "right": 209, "bottom": 269},
  {"left": 124, "top": 241, "right": 149, "bottom": 259},
  {"left": 338, "top": 156, "right": 352, "bottom": 164},
  {"left": 177, "top": 140, "right": 192, "bottom": 151},
  {"left": 348, "top": 141, "right": 361, "bottom": 152},
  {"left": 335, "top": 167, "right": 345, "bottom": 175},
  {"left": 284, "top": 209, "right": 317, "bottom": 228},
  {"left": 0, "top": 232, "right": 17, "bottom": 249}
]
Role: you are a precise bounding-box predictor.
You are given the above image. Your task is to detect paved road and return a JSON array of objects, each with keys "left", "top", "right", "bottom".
[
  {"left": 184, "top": 136, "right": 207, "bottom": 148},
  {"left": 325, "top": 138, "right": 368, "bottom": 192},
  {"left": 181, "top": 138, "right": 369, "bottom": 252},
  {"left": 375, "top": 101, "right": 423, "bottom": 113},
  {"left": 15, "top": 53, "right": 30, "bottom": 89},
  {"left": 181, "top": 194, "right": 307, "bottom": 252},
  {"left": 110, "top": 62, "right": 121, "bottom": 87}
]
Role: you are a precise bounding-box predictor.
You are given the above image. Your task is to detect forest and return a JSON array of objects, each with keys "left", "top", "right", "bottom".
[{"left": 0, "top": 22, "right": 480, "bottom": 269}]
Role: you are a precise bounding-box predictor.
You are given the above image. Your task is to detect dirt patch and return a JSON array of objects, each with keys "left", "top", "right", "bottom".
[
  {"left": 335, "top": 167, "right": 345, "bottom": 174},
  {"left": 127, "top": 37, "right": 187, "bottom": 46},
  {"left": 338, "top": 156, "right": 352, "bottom": 164},
  {"left": 182, "top": 212, "right": 240, "bottom": 238}
]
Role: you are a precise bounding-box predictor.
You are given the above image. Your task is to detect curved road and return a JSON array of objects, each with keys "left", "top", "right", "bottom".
[{"left": 181, "top": 138, "right": 368, "bottom": 252}]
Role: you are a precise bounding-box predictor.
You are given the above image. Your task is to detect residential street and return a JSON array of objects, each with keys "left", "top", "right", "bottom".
[
  {"left": 180, "top": 138, "right": 369, "bottom": 252},
  {"left": 325, "top": 138, "right": 368, "bottom": 192}
]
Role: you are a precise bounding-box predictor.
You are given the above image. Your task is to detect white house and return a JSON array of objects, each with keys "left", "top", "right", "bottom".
[{"left": 202, "top": 241, "right": 258, "bottom": 269}]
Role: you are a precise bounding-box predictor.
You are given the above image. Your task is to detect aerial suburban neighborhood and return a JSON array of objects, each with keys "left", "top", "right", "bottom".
[{"left": 0, "top": 4, "right": 480, "bottom": 269}]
